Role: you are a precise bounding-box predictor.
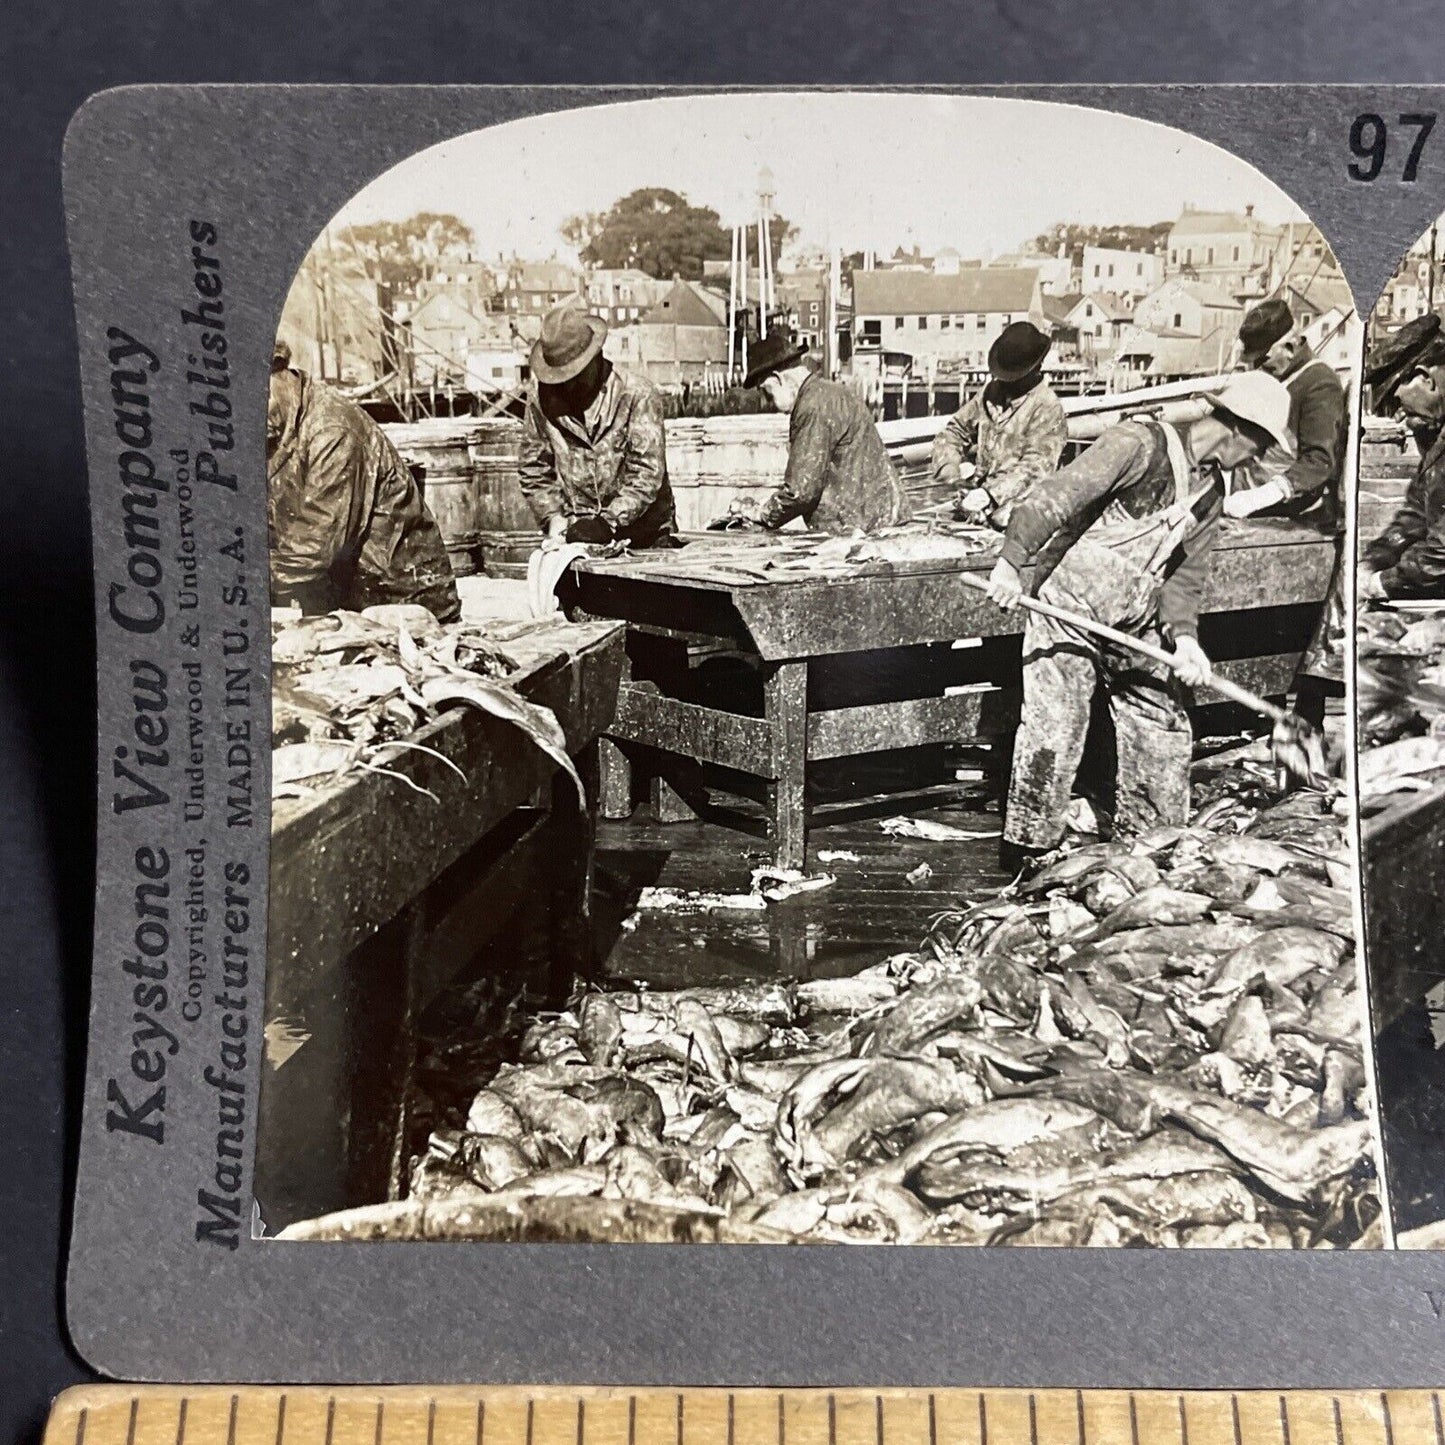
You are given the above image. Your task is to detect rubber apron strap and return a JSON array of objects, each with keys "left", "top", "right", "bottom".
[{"left": 1135, "top": 420, "right": 1214, "bottom": 583}]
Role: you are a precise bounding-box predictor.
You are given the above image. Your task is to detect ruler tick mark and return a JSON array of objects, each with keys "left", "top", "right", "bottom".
[
  {"left": 980, "top": 1392, "right": 989, "bottom": 1445},
  {"left": 1231, "top": 1395, "right": 1243, "bottom": 1445},
  {"left": 1382, "top": 1393, "right": 1395, "bottom": 1445},
  {"left": 1028, "top": 1395, "right": 1039, "bottom": 1445},
  {"left": 1075, "top": 1391, "right": 1085, "bottom": 1445},
  {"left": 578, "top": 1399, "right": 585, "bottom": 1445},
  {"left": 427, "top": 1401, "right": 436, "bottom": 1445},
  {"left": 528, "top": 1400, "right": 535, "bottom": 1445},
  {"left": 1278, "top": 1397, "right": 1290, "bottom": 1445},
  {"left": 1433, "top": 1393, "right": 1443, "bottom": 1445},
  {"left": 875, "top": 1395, "right": 884, "bottom": 1445},
  {"left": 628, "top": 1398, "right": 635, "bottom": 1445},
  {"left": 75, "top": 1406, "right": 87, "bottom": 1445},
  {"left": 275, "top": 1395, "right": 288, "bottom": 1445},
  {"left": 778, "top": 1394, "right": 785, "bottom": 1445},
  {"left": 228, "top": 1396, "right": 239, "bottom": 1445},
  {"left": 927, "top": 1396, "right": 937, "bottom": 1445},
  {"left": 374, "top": 1400, "right": 383, "bottom": 1445},
  {"left": 728, "top": 1396, "right": 735, "bottom": 1445},
  {"left": 326, "top": 1399, "right": 336, "bottom": 1445},
  {"left": 1178, "top": 1396, "right": 1189, "bottom": 1445},
  {"left": 676, "top": 1395, "right": 683, "bottom": 1445},
  {"left": 176, "top": 1400, "right": 189, "bottom": 1445},
  {"left": 828, "top": 1396, "right": 836, "bottom": 1445},
  {"left": 127, "top": 1398, "right": 139, "bottom": 1445},
  {"left": 1332, "top": 1398, "right": 1344, "bottom": 1445},
  {"left": 1129, "top": 1395, "right": 1139, "bottom": 1445}
]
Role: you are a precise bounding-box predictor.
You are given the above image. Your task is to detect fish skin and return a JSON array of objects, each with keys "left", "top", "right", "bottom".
[
  {"left": 452, "top": 1133, "right": 532, "bottom": 1190},
  {"left": 1219, "top": 994, "right": 1273, "bottom": 1069},
  {"left": 715, "top": 1015, "right": 770, "bottom": 1057},
  {"left": 1207, "top": 926, "right": 1345, "bottom": 992},
  {"left": 797, "top": 970, "right": 900, "bottom": 1015},
  {"left": 812, "top": 1058, "right": 981, "bottom": 1164},
  {"left": 1070, "top": 886, "right": 1214, "bottom": 945},
  {"left": 578, "top": 995, "right": 625, "bottom": 1067},
  {"left": 867, "top": 1097, "right": 1102, "bottom": 1189},
  {"left": 1144, "top": 1080, "right": 1372, "bottom": 1203},
  {"left": 861, "top": 978, "right": 983, "bottom": 1056},
  {"left": 569, "top": 1075, "right": 667, "bottom": 1139},
  {"left": 1057, "top": 973, "right": 1132, "bottom": 1068},
  {"left": 465, "top": 1089, "right": 526, "bottom": 1141}
]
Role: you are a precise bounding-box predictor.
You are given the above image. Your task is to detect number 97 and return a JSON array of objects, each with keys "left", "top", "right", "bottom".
[{"left": 1349, "top": 112, "right": 1436, "bottom": 183}]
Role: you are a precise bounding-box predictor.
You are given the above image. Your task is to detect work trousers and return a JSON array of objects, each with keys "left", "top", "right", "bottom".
[{"left": 1003, "top": 539, "right": 1193, "bottom": 850}]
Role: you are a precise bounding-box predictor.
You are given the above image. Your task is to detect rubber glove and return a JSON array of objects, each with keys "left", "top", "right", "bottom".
[
  {"left": 984, "top": 557, "right": 1023, "bottom": 610},
  {"left": 956, "top": 486, "right": 993, "bottom": 519},
  {"left": 1223, "top": 478, "right": 1289, "bottom": 519},
  {"left": 1171, "top": 635, "right": 1213, "bottom": 688}
]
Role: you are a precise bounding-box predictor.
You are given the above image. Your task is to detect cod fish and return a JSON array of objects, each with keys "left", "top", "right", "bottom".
[
  {"left": 1070, "top": 887, "right": 1214, "bottom": 945},
  {"left": 812, "top": 1057, "right": 983, "bottom": 1163},
  {"left": 1149, "top": 1081, "right": 1372, "bottom": 1203}
]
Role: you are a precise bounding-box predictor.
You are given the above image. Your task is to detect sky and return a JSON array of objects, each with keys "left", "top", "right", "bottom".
[{"left": 322, "top": 92, "right": 1311, "bottom": 264}]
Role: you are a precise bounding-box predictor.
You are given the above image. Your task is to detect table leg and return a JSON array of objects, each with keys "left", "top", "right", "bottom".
[
  {"left": 765, "top": 660, "right": 808, "bottom": 871},
  {"left": 550, "top": 741, "right": 600, "bottom": 995},
  {"left": 598, "top": 737, "right": 632, "bottom": 819}
]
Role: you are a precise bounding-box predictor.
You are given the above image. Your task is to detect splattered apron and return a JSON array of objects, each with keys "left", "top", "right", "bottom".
[{"left": 1005, "top": 423, "right": 1214, "bottom": 851}]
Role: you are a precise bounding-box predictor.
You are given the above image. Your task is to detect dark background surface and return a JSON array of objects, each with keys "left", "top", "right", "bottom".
[{"left": 5, "top": 6, "right": 1445, "bottom": 1443}]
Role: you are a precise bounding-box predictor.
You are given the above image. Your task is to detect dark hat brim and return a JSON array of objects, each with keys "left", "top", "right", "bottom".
[
  {"left": 987, "top": 331, "right": 1052, "bottom": 382},
  {"left": 744, "top": 340, "right": 808, "bottom": 390},
  {"left": 531, "top": 313, "right": 607, "bottom": 385}
]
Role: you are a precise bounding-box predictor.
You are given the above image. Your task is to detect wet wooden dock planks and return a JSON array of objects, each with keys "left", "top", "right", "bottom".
[
  {"left": 260, "top": 620, "right": 625, "bottom": 1230},
  {"left": 573, "top": 524, "right": 1336, "bottom": 870}
]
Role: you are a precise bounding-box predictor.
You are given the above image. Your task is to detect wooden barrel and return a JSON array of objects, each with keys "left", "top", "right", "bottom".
[
  {"left": 665, "top": 415, "right": 790, "bottom": 530},
  {"left": 384, "top": 420, "right": 481, "bottom": 577},
  {"left": 466, "top": 417, "right": 535, "bottom": 534}
]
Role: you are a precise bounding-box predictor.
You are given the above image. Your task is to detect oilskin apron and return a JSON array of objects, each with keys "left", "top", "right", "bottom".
[{"left": 1004, "top": 420, "right": 1214, "bottom": 851}]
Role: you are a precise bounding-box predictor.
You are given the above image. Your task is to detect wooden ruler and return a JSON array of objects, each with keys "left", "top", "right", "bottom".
[{"left": 42, "top": 1386, "right": 1445, "bottom": 1445}]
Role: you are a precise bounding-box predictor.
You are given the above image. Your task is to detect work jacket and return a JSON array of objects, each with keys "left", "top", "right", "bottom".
[
  {"left": 759, "top": 373, "right": 910, "bottom": 534},
  {"left": 1000, "top": 416, "right": 1221, "bottom": 640},
  {"left": 1237, "top": 347, "right": 1347, "bottom": 529},
  {"left": 517, "top": 363, "right": 676, "bottom": 546},
  {"left": 1363, "top": 430, "right": 1445, "bottom": 597},
  {"left": 930, "top": 378, "right": 1068, "bottom": 524},
  {"left": 267, "top": 372, "right": 459, "bottom": 621}
]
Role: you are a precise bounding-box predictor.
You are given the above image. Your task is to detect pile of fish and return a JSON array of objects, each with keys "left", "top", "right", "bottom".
[
  {"left": 1358, "top": 608, "right": 1445, "bottom": 814},
  {"left": 269, "top": 604, "right": 582, "bottom": 803},
  {"left": 282, "top": 752, "right": 1379, "bottom": 1248}
]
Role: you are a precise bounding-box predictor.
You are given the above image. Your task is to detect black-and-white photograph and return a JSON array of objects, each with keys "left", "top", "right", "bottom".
[
  {"left": 256, "top": 92, "right": 1381, "bottom": 1249},
  {"left": 1356, "top": 217, "right": 1445, "bottom": 1246}
]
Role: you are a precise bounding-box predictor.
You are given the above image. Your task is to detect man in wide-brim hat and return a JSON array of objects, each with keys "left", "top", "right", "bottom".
[
  {"left": 982, "top": 369, "right": 1296, "bottom": 870},
  {"left": 725, "top": 331, "right": 907, "bottom": 534},
  {"left": 931, "top": 320, "right": 1067, "bottom": 529},
  {"left": 518, "top": 304, "right": 676, "bottom": 549}
]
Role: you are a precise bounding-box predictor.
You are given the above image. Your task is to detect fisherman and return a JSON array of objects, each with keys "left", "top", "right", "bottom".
[
  {"left": 1227, "top": 298, "right": 1351, "bottom": 723},
  {"left": 1224, "top": 299, "right": 1348, "bottom": 525},
  {"left": 930, "top": 320, "right": 1068, "bottom": 528},
  {"left": 518, "top": 305, "right": 677, "bottom": 549},
  {"left": 725, "top": 331, "right": 910, "bottom": 534},
  {"left": 1360, "top": 362, "right": 1445, "bottom": 600},
  {"left": 983, "top": 371, "right": 1296, "bottom": 868},
  {"left": 267, "top": 341, "right": 460, "bottom": 621}
]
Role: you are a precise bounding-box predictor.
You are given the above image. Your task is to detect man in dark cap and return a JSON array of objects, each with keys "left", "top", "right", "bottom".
[
  {"left": 1361, "top": 361, "right": 1445, "bottom": 600},
  {"left": 1224, "top": 297, "right": 1347, "bottom": 525},
  {"left": 930, "top": 320, "right": 1067, "bottom": 528},
  {"left": 1229, "top": 297, "right": 1351, "bottom": 720},
  {"left": 267, "top": 341, "right": 460, "bottom": 620},
  {"left": 732, "top": 332, "right": 909, "bottom": 533},
  {"left": 518, "top": 305, "right": 676, "bottom": 549}
]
